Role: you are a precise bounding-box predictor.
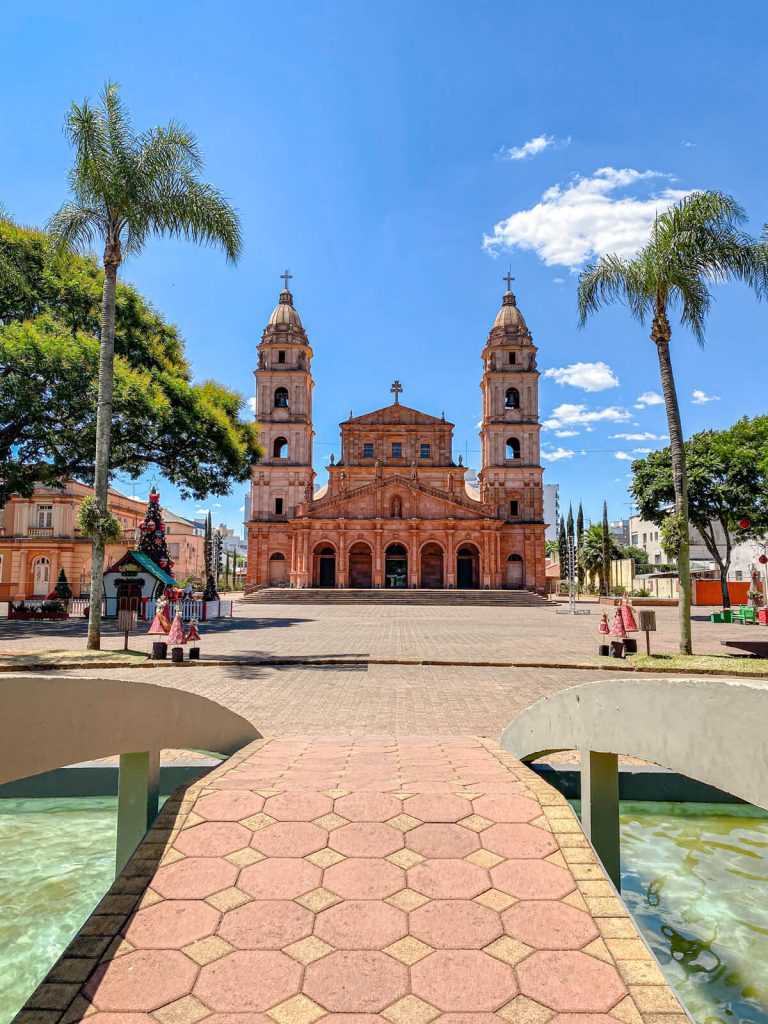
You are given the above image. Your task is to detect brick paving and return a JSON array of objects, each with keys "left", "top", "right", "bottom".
[{"left": 20, "top": 736, "right": 688, "bottom": 1024}]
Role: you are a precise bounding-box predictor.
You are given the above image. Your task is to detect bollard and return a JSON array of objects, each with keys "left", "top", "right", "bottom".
[
  {"left": 608, "top": 640, "right": 624, "bottom": 658},
  {"left": 598, "top": 643, "right": 610, "bottom": 657},
  {"left": 623, "top": 637, "right": 638, "bottom": 655},
  {"left": 151, "top": 642, "right": 167, "bottom": 660},
  {"left": 189, "top": 647, "right": 200, "bottom": 660},
  {"left": 171, "top": 647, "right": 184, "bottom": 664}
]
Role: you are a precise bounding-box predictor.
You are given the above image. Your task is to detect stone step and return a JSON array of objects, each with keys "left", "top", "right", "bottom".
[{"left": 243, "top": 587, "right": 548, "bottom": 606}]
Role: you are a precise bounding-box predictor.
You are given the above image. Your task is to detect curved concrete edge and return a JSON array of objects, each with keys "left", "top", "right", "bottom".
[
  {"left": 0, "top": 674, "right": 260, "bottom": 786},
  {"left": 500, "top": 675, "right": 768, "bottom": 811}
]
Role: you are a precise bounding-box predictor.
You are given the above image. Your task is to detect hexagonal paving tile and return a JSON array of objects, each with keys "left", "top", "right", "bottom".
[
  {"left": 481, "top": 823, "right": 558, "bottom": 860},
  {"left": 517, "top": 950, "right": 626, "bottom": 1013},
  {"left": 238, "top": 858, "right": 322, "bottom": 899},
  {"left": 549, "top": 1016, "right": 623, "bottom": 1024},
  {"left": 250, "top": 821, "right": 328, "bottom": 858},
  {"left": 123, "top": 900, "right": 219, "bottom": 949},
  {"left": 471, "top": 794, "right": 541, "bottom": 822},
  {"left": 503, "top": 901, "right": 599, "bottom": 950},
  {"left": 490, "top": 860, "right": 575, "bottom": 901},
  {"left": 408, "top": 859, "right": 490, "bottom": 900},
  {"left": 314, "top": 900, "right": 407, "bottom": 949},
  {"left": 304, "top": 950, "right": 409, "bottom": 1013},
  {"left": 411, "top": 950, "right": 517, "bottom": 1012},
  {"left": 323, "top": 858, "right": 405, "bottom": 900},
  {"left": 334, "top": 792, "right": 402, "bottom": 822},
  {"left": 201, "top": 1016, "right": 274, "bottom": 1024},
  {"left": 84, "top": 950, "right": 198, "bottom": 1011},
  {"left": 194, "top": 790, "right": 265, "bottom": 822},
  {"left": 403, "top": 793, "right": 473, "bottom": 822},
  {"left": 218, "top": 900, "right": 314, "bottom": 949},
  {"left": 406, "top": 823, "right": 480, "bottom": 859},
  {"left": 264, "top": 791, "right": 334, "bottom": 821},
  {"left": 410, "top": 900, "right": 502, "bottom": 949},
  {"left": 173, "top": 822, "right": 252, "bottom": 858},
  {"left": 153, "top": 858, "right": 239, "bottom": 900},
  {"left": 194, "top": 950, "right": 302, "bottom": 1012},
  {"left": 329, "top": 822, "right": 404, "bottom": 858}
]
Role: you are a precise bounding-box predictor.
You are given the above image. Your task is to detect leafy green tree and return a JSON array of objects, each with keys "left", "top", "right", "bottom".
[
  {"left": 601, "top": 501, "right": 612, "bottom": 595},
  {"left": 581, "top": 523, "right": 621, "bottom": 592},
  {"left": 632, "top": 417, "right": 768, "bottom": 607},
  {"left": 578, "top": 192, "right": 768, "bottom": 653},
  {"left": 46, "top": 81, "right": 242, "bottom": 649},
  {"left": 54, "top": 568, "right": 73, "bottom": 601},
  {"left": 545, "top": 539, "right": 559, "bottom": 558},
  {"left": 619, "top": 545, "right": 653, "bottom": 576}
]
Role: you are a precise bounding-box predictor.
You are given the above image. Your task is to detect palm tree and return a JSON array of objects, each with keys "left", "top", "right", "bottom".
[
  {"left": 49, "top": 83, "right": 241, "bottom": 649},
  {"left": 581, "top": 523, "right": 620, "bottom": 594},
  {"left": 578, "top": 192, "right": 768, "bottom": 653}
]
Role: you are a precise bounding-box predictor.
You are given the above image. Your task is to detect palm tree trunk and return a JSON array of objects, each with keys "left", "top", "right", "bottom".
[
  {"left": 652, "top": 304, "right": 692, "bottom": 654},
  {"left": 86, "top": 256, "right": 118, "bottom": 650}
]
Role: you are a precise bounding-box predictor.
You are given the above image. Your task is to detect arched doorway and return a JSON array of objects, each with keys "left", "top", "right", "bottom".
[
  {"left": 456, "top": 545, "right": 480, "bottom": 589},
  {"left": 268, "top": 552, "right": 288, "bottom": 586},
  {"left": 314, "top": 545, "right": 336, "bottom": 588},
  {"left": 420, "top": 543, "right": 444, "bottom": 588},
  {"left": 349, "top": 542, "right": 373, "bottom": 588},
  {"left": 32, "top": 557, "right": 51, "bottom": 596},
  {"left": 507, "top": 554, "right": 524, "bottom": 589},
  {"left": 385, "top": 543, "right": 408, "bottom": 589}
]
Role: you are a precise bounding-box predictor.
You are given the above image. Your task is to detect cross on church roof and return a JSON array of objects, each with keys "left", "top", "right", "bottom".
[
  {"left": 503, "top": 269, "right": 515, "bottom": 291},
  {"left": 390, "top": 380, "right": 403, "bottom": 404},
  {"left": 280, "top": 268, "right": 293, "bottom": 290}
]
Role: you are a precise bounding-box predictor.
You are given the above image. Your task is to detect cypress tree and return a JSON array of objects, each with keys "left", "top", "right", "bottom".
[
  {"left": 558, "top": 518, "right": 568, "bottom": 579},
  {"left": 601, "top": 501, "right": 612, "bottom": 595},
  {"left": 576, "top": 502, "right": 585, "bottom": 589}
]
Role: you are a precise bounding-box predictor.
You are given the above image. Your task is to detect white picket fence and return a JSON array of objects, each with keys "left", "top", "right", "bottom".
[{"left": 139, "top": 598, "right": 232, "bottom": 622}]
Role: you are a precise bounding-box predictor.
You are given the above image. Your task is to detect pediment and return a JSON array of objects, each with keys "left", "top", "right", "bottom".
[
  {"left": 299, "top": 474, "right": 494, "bottom": 520},
  {"left": 345, "top": 403, "right": 451, "bottom": 427}
]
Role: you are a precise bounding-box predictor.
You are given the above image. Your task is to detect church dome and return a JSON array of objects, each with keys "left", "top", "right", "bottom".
[
  {"left": 268, "top": 289, "right": 303, "bottom": 328},
  {"left": 493, "top": 290, "right": 527, "bottom": 331}
]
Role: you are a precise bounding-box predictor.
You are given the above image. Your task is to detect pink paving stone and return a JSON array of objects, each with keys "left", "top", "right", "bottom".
[
  {"left": 202, "top": 1017, "right": 274, "bottom": 1024},
  {"left": 304, "top": 950, "right": 409, "bottom": 1013},
  {"left": 85, "top": 1016, "right": 155, "bottom": 1024},
  {"left": 194, "top": 790, "right": 265, "bottom": 822},
  {"left": 517, "top": 951, "right": 627, "bottom": 1013},
  {"left": 439, "top": 1017, "right": 506, "bottom": 1024},
  {"left": 472, "top": 794, "right": 541, "bottom": 823},
  {"left": 314, "top": 900, "right": 407, "bottom": 949},
  {"left": 122, "top": 900, "right": 219, "bottom": 949},
  {"left": 550, "top": 1017, "right": 623, "bottom": 1024},
  {"left": 173, "top": 821, "right": 251, "bottom": 858},
  {"left": 408, "top": 860, "right": 490, "bottom": 900},
  {"left": 410, "top": 900, "right": 502, "bottom": 949},
  {"left": 411, "top": 950, "right": 517, "bottom": 1012},
  {"left": 329, "top": 822, "right": 404, "bottom": 858},
  {"left": 264, "top": 791, "right": 334, "bottom": 821},
  {"left": 323, "top": 858, "right": 405, "bottom": 900},
  {"left": 407, "top": 823, "right": 480, "bottom": 859},
  {"left": 481, "top": 823, "right": 558, "bottom": 860},
  {"left": 250, "top": 821, "right": 328, "bottom": 857},
  {"left": 403, "top": 793, "right": 473, "bottom": 822},
  {"left": 218, "top": 900, "right": 314, "bottom": 949},
  {"left": 153, "top": 858, "right": 238, "bottom": 900},
  {"left": 334, "top": 792, "right": 403, "bottom": 821},
  {"left": 194, "top": 950, "right": 302, "bottom": 1012},
  {"left": 490, "top": 860, "right": 576, "bottom": 901},
  {"left": 84, "top": 950, "right": 197, "bottom": 1011},
  {"left": 238, "top": 858, "right": 322, "bottom": 900},
  {"left": 503, "top": 901, "right": 599, "bottom": 950}
]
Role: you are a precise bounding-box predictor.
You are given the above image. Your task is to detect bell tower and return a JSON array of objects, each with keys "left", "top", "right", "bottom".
[
  {"left": 250, "top": 272, "right": 315, "bottom": 524},
  {"left": 478, "top": 277, "right": 544, "bottom": 524}
]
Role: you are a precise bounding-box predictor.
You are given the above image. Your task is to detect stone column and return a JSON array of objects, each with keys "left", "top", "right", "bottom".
[
  {"left": 374, "top": 523, "right": 383, "bottom": 588},
  {"left": 116, "top": 750, "right": 160, "bottom": 876},
  {"left": 580, "top": 749, "right": 621, "bottom": 890}
]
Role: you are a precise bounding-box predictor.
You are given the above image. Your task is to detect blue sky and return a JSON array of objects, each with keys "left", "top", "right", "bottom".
[{"left": 3, "top": 1, "right": 768, "bottom": 533}]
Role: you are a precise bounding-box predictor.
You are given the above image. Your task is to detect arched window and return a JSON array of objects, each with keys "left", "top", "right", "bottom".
[
  {"left": 505, "top": 437, "right": 521, "bottom": 460},
  {"left": 505, "top": 387, "right": 520, "bottom": 409},
  {"left": 274, "top": 387, "right": 289, "bottom": 408},
  {"left": 269, "top": 552, "right": 286, "bottom": 560},
  {"left": 273, "top": 436, "right": 288, "bottom": 458}
]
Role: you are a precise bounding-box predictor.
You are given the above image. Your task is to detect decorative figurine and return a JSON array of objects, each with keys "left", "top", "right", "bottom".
[
  {"left": 619, "top": 591, "right": 639, "bottom": 632},
  {"left": 148, "top": 593, "right": 171, "bottom": 634}
]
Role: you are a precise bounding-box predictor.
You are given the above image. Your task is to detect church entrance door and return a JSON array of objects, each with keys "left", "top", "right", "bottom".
[
  {"left": 268, "top": 552, "right": 288, "bottom": 586},
  {"left": 456, "top": 545, "right": 480, "bottom": 589},
  {"left": 506, "top": 554, "right": 524, "bottom": 589},
  {"left": 385, "top": 543, "right": 408, "bottom": 588},
  {"left": 316, "top": 546, "right": 336, "bottom": 588},
  {"left": 420, "top": 544, "right": 444, "bottom": 588},
  {"left": 349, "top": 543, "right": 373, "bottom": 588}
]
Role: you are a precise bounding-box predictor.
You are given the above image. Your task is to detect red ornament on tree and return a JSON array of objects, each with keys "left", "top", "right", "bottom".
[
  {"left": 759, "top": 554, "right": 768, "bottom": 565},
  {"left": 147, "top": 521, "right": 156, "bottom": 532},
  {"left": 739, "top": 518, "right": 751, "bottom": 529}
]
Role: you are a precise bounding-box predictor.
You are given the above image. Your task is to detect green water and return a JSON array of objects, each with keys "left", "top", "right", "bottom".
[{"left": 0, "top": 798, "right": 767, "bottom": 1024}]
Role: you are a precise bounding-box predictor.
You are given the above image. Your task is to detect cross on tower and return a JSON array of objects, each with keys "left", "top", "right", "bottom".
[
  {"left": 280, "top": 268, "right": 293, "bottom": 290},
  {"left": 503, "top": 269, "right": 515, "bottom": 291},
  {"left": 390, "top": 380, "right": 403, "bottom": 404}
]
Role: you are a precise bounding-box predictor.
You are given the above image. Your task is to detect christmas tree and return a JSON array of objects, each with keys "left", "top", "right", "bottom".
[
  {"left": 54, "top": 568, "right": 72, "bottom": 600},
  {"left": 138, "top": 487, "right": 175, "bottom": 577}
]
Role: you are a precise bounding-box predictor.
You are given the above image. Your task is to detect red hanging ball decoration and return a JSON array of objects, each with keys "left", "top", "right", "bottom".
[
  {"left": 146, "top": 521, "right": 156, "bottom": 532},
  {"left": 150, "top": 491, "right": 160, "bottom": 504},
  {"left": 159, "top": 558, "right": 168, "bottom": 568},
  {"left": 739, "top": 518, "right": 751, "bottom": 529},
  {"left": 759, "top": 554, "right": 768, "bottom": 565}
]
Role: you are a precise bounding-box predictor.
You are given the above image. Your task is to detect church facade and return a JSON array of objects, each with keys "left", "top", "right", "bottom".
[{"left": 245, "top": 279, "right": 547, "bottom": 592}]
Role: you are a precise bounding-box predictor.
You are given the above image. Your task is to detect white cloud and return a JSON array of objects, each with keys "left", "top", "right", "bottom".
[
  {"left": 238, "top": 504, "right": 245, "bottom": 513},
  {"left": 195, "top": 507, "right": 210, "bottom": 514},
  {"left": 552, "top": 277, "right": 565, "bottom": 284},
  {"left": 475, "top": 420, "right": 483, "bottom": 429},
  {"left": 692, "top": 389, "right": 720, "bottom": 404},
  {"left": 541, "top": 447, "right": 576, "bottom": 462},
  {"left": 632, "top": 447, "right": 654, "bottom": 454},
  {"left": 543, "top": 403, "right": 631, "bottom": 430},
  {"left": 611, "top": 431, "right": 668, "bottom": 441},
  {"left": 634, "top": 391, "right": 664, "bottom": 408},
  {"left": 501, "top": 134, "right": 569, "bottom": 161},
  {"left": 214, "top": 502, "right": 222, "bottom": 507},
  {"left": 544, "top": 361, "right": 619, "bottom": 392},
  {"left": 482, "top": 167, "right": 691, "bottom": 268},
  {"left": 555, "top": 429, "right": 580, "bottom": 438},
  {"left": 247, "top": 396, "right": 256, "bottom": 415},
  {"left": 615, "top": 451, "right": 633, "bottom": 461}
]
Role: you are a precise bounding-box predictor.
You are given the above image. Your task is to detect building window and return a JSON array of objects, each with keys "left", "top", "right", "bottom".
[
  {"left": 363, "top": 442, "right": 374, "bottom": 458},
  {"left": 509, "top": 500, "right": 519, "bottom": 517},
  {"left": 735, "top": 570, "right": 743, "bottom": 581},
  {"left": 642, "top": 533, "right": 647, "bottom": 545},
  {"left": 631, "top": 533, "right": 638, "bottom": 546},
  {"left": 505, "top": 437, "right": 521, "bottom": 460},
  {"left": 391, "top": 442, "right": 403, "bottom": 458},
  {"left": 654, "top": 553, "right": 661, "bottom": 564},
  {"left": 37, "top": 504, "right": 53, "bottom": 528},
  {"left": 505, "top": 388, "right": 520, "bottom": 409},
  {"left": 509, "top": 352, "right": 516, "bottom": 364},
  {"left": 274, "top": 387, "right": 289, "bottom": 408},
  {"left": 277, "top": 350, "right": 286, "bottom": 363},
  {"left": 420, "top": 443, "right": 431, "bottom": 459},
  {"left": 273, "top": 437, "right": 288, "bottom": 458},
  {"left": 274, "top": 498, "right": 284, "bottom": 515},
  {"left": 168, "top": 543, "right": 180, "bottom": 558}
]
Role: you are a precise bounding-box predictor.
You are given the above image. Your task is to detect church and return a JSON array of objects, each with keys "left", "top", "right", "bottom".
[{"left": 245, "top": 275, "right": 547, "bottom": 593}]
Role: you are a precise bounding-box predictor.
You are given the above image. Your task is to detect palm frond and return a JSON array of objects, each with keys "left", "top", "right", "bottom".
[
  {"left": 47, "top": 202, "right": 106, "bottom": 253},
  {"left": 134, "top": 176, "right": 242, "bottom": 263}
]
